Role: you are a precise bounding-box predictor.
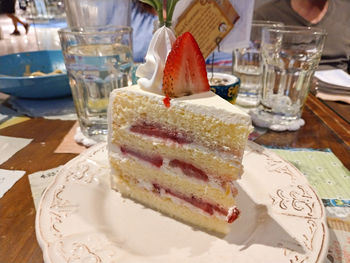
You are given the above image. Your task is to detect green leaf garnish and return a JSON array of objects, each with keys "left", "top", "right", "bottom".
[
  {"left": 165, "top": 0, "right": 179, "bottom": 27},
  {"left": 140, "top": 0, "right": 179, "bottom": 27}
]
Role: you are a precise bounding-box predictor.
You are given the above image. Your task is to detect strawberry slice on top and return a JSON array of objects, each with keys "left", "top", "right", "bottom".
[{"left": 162, "top": 32, "right": 210, "bottom": 98}]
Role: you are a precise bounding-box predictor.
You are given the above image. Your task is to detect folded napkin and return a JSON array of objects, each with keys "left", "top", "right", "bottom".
[
  {"left": 315, "top": 69, "right": 350, "bottom": 89},
  {"left": 0, "top": 169, "right": 26, "bottom": 198},
  {"left": 0, "top": 135, "right": 32, "bottom": 165},
  {"left": 0, "top": 99, "right": 21, "bottom": 126},
  {"left": 28, "top": 166, "right": 62, "bottom": 209},
  {"left": 316, "top": 91, "right": 350, "bottom": 104},
  {"left": 315, "top": 69, "right": 350, "bottom": 104},
  {"left": 0, "top": 116, "right": 30, "bottom": 130},
  {"left": 54, "top": 122, "right": 92, "bottom": 154},
  {"left": 8, "top": 96, "right": 77, "bottom": 120},
  {"left": 0, "top": 113, "right": 8, "bottom": 123},
  {"left": 0, "top": 135, "right": 32, "bottom": 199}
]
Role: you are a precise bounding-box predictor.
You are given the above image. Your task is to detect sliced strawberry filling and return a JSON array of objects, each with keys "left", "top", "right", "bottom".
[
  {"left": 227, "top": 207, "right": 240, "bottom": 223},
  {"left": 169, "top": 159, "right": 208, "bottom": 181},
  {"left": 130, "top": 122, "right": 193, "bottom": 144},
  {"left": 152, "top": 183, "right": 239, "bottom": 223},
  {"left": 120, "top": 146, "right": 225, "bottom": 185},
  {"left": 120, "top": 146, "right": 163, "bottom": 167}
]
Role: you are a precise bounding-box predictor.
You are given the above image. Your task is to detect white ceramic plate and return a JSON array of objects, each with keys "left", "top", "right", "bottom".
[{"left": 36, "top": 142, "right": 328, "bottom": 263}]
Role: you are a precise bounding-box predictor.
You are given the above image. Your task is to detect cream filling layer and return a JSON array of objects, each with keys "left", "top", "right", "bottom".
[
  {"left": 135, "top": 178, "right": 235, "bottom": 222},
  {"left": 109, "top": 144, "right": 236, "bottom": 194},
  {"left": 120, "top": 125, "right": 243, "bottom": 165}
]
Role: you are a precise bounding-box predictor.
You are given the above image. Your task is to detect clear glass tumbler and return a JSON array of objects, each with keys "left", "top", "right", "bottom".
[
  {"left": 255, "top": 26, "right": 326, "bottom": 130},
  {"left": 58, "top": 26, "right": 134, "bottom": 142},
  {"left": 233, "top": 21, "right": 283, "bottom": 107},
  {"left": 63, "top": 0, "right": 131, "bottom": 28}
]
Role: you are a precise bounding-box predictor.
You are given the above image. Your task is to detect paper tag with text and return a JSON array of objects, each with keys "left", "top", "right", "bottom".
[
  {"left": 173, "top": 0, "right": 254, "bottom": 55},
  {"left": 174, "top": 0, "right": 239, "bottom": 59}
]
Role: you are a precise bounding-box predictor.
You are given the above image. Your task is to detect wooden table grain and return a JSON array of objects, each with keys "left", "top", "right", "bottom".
[{"left": 1, "top": 94, "right": 350, "bottom": 263}]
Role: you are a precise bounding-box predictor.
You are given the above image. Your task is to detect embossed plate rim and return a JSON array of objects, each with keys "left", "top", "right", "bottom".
[{"left": 35, "top": 141, "right": 329, "bottom": 263}]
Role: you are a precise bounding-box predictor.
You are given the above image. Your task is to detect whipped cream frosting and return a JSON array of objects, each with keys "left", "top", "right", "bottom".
[
  {"left": 136, "top": 26, "right": 176, "bottom": 94},
  {"left": 112, "top": 85, "right": 252, "bottom": 126}
]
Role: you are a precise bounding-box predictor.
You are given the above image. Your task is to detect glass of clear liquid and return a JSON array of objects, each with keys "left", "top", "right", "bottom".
[
  {"left": 63, "top": 0, "right": 131, "bottom": 28},
  {"left": 58, "top": 26, "right": 133, "bottom": 142},
  {"left": 233, "top": 21, "right": 283, "bottom": 107},
  {"left": 253, "top": 26, "right": 326, "bottom": 131}
]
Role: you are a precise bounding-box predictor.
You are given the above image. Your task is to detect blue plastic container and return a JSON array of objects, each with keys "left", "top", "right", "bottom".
[{"left": 0, "top": 50, "right": 71, "bottom": 99}]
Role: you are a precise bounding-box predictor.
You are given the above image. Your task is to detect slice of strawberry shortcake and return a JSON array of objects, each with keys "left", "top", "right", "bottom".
[{"left": 108, "top": 29, "right": 252, "bottom": 234}]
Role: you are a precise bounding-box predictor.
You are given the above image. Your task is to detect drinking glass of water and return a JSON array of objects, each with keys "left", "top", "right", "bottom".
[
  {"left": 233, "top": 21, "right": 283, "bottom": 107},
  {"left": 251, "top": 26, "right": 326, "bottom": 131},
  {"left": 64, "top": 0, "right": 131, "bottom": 28},
  {"left": 58, "top": 26, "right": 133, "bottom": 142}
]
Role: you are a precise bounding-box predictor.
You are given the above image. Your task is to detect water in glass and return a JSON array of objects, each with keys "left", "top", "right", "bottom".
[{"left": 64, "top": 43, "right": 133, "bottom": 140}]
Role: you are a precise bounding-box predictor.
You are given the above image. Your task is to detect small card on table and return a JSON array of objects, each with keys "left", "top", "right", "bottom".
[
  {"left": 173, "top": 0, "right": 254, "bottom": 55},
  {"left": 174, "top": 0, "right": 239, "bottom": 59}
]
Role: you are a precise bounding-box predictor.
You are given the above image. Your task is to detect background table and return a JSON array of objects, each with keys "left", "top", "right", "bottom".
[{"left": 1, "top": 93, "right": 350, "bottom": 262}]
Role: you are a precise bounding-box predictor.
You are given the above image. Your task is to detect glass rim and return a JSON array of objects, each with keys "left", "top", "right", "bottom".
[
  {"left": 58, "top": 25, "right": 132, "bottom": 35},
  {"left": 252, "top": 20, "right": 284, "bottom": 27},
  {"left": 263, "top": 25, "right": 326, "bottom": 35}
]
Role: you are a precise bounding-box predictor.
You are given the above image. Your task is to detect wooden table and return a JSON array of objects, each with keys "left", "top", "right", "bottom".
[{"left": 1, "top": 93, "right": 350, "bottom": 262}]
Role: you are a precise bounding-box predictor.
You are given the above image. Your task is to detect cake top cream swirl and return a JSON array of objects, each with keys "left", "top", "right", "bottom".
[{"left": 136, "top": 26, "right": 176, "bottom": 94}]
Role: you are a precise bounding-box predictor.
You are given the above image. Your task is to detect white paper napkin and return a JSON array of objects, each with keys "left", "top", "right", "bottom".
[
  {"left": 0, "top": 169, "right": 25, "bottom": 198},
  {"left": 0, "top": 135, "right": 32, "bottom": 165},
  {"left": 315, "top": 69, "right": 350, "bottom": 89},
  {"left": 316, "top": 91, "right": 350, "bottom": 104},
  {"left": 28, "top": 166, "right": 62, "bottom": 209},
  {"left": 0, "top": 113, "right": 8, "bottom": 123}
]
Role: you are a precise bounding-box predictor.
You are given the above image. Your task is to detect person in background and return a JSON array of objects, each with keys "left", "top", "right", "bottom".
[
  {"left": 254, "top": 0, "right": 350, "bottom": 73},
  {"left": 131, "top": 0, "right": 158, "bottom": 62},
  {"left": 0, "top": 0, "right": 29, "bottom": 35}
]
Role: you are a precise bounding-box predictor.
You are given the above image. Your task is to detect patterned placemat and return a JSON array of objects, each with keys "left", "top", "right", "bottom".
[
  {"left": 271, "top": 148, "right": 350, "bottom": 200},
  {"left": 271, "top": 147, "right": 350, "bottom": 263}
]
